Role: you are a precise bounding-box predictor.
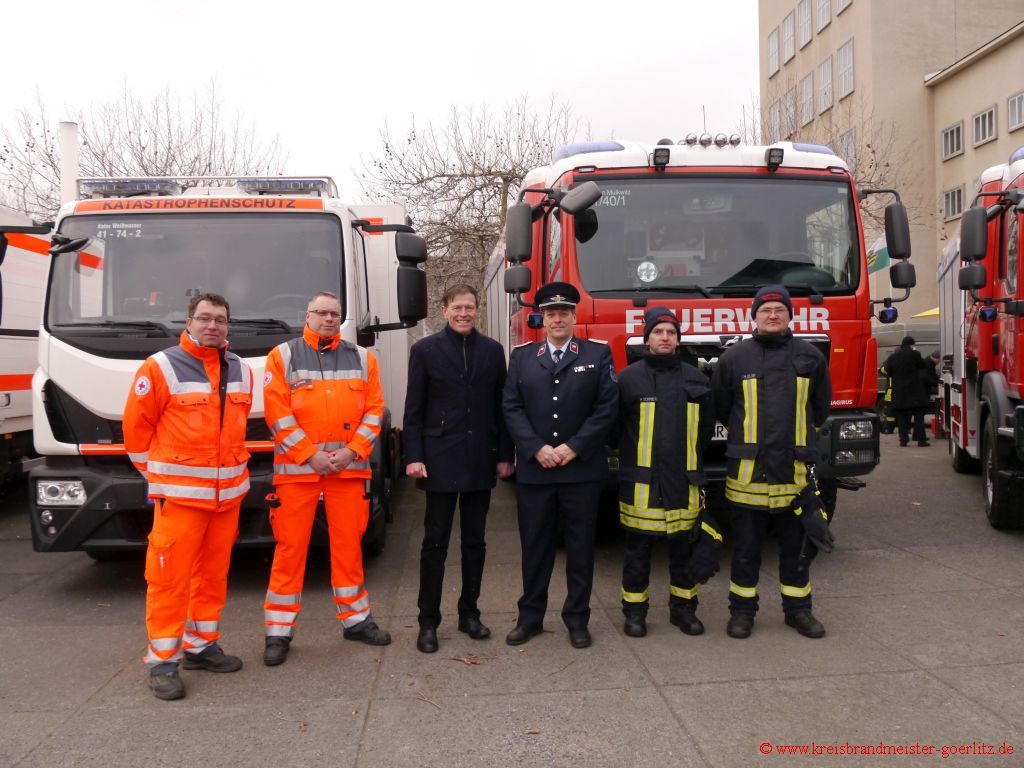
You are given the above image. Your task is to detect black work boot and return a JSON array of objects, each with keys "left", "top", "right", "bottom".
[
  {"left": 726, "top": 613, "right": 755, "bottom": 639},
  {"left": 785, "top": 610, "right": 826, "bottom": 638},
  {"left": 623, "top": 613, "right": 647, "bottom": 638},
  {"left": 343, "top": 619, "right": 392, "bottom": 646},
  {"left": 148, "top": 664, "right": 185, "bottom": 701},
  {"left": 182, "top": 643, "right": 243, "bottom": 673},
  {"left": 670, "top": 611, "right": 705, "bottom": 636},
  {"left": 263, "top": 637, "right": 291, "bottom": 666}
]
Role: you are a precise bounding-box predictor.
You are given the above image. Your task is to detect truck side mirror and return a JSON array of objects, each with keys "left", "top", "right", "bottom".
[
  {"left": 884, "top": 202, "right": 911, "bottom": 260},
  {"left": 397, "top": 264, "right": 427, "bottom": 323},
  {"left": 395, "top": 232, "right": 428, "bottom": 264},
  {"left": 889, "top": 260, "right": 916, "bottom": 289},
  {"left": 959, "top": 207, "right": 988, "bottom": 262},
  {"left": 958, "top": 263, "right": 987, "bottom": 290},
  {"left": 560, "top": 181, "right": 602, "bottom": 215},
  {"left": 504, "top": 264, "right": 532, "bottom": 294},
  {"left": 505, "top": 203, "right": 534, "bottom": 263}
]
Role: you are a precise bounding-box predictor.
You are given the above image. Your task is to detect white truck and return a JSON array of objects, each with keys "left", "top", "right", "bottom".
[
  {"left": 0, "top": 176, "right": 427, "bottom": 557},
  {"left": 0, "top": 205, "right": 48, "bottom": 485}
]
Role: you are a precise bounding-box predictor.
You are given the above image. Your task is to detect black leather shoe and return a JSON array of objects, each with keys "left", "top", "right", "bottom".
[
  {"left": 458, "top": 617, "right": 491, "bottom": 639},
  {"left": 785, "top": 611, "right": 826, "bottom": 638},
  {"left": 263, "top": 637, "right": 290, "bottom": 667},
  {"left": 417, "top": 627, "right": 438, "bottom": 653},
  {"left": 148, "top": 666, "right": 185, "bottom": 700},
  {"left": 505, "top": 624, "right": 543, "bottom": 646},
  {"left": 182, "top": 643, "right": 243, "bottom": 672},
  {"left": 623, "top": 615, "right": 647, "bottom": 638},
  {"left": 670, "top": 612, "right": 705, "bottom": 636},
  {"left": 343, "top": 620, "right": 392, "bottom": 646},
  {"left": 726, "top": 613, "right": 754, "bottom": 639},
  {"left": 568, "top": 627, "right": 592, "bottom": 649},
  {"left": 917, "top": 441, "right": 931, "bottom": 447}
]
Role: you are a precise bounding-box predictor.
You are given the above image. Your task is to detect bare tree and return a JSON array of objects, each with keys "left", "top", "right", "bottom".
[
  {"left": 0, "top": 81, "right": 286, "bottom": 221},
  {"left": 359, "top": 96, "right": 585, "bottom": 323}
]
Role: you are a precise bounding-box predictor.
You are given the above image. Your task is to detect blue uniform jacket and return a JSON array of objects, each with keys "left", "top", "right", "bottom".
[{"left": 502, "top": 337, "right": 618, "bottom": 485}]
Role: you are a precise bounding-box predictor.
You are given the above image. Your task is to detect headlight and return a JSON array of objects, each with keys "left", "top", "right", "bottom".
[
  {"left": 834, "top": 449, "right": 876, "bottom": 464},
  {"left": 37, "top": 480, "right": 87, "bottom": 506},
  {"left": 637, "top": 261, "right": 659, "bottom": 283},
  {"left": 838, "top": 420, "right": 874, "bottom": 440}
]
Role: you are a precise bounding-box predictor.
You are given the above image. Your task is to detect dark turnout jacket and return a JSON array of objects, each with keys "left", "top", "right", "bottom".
[
  {"left": 403, "top": 326, "right": 514, "bottom": 492},
  {"left": 712, "top": 331, "right": 831, "bottom": 511}
]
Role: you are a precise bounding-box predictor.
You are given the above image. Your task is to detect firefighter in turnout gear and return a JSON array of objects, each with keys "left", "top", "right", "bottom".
[
  {"left": 124, "top": 293, "right": 252, "bottom": 701},
  {"left": 617, "top": 307, "right": 716, "bottom": 638},
  {"left": 711, "top": 285, "right": 832, "bottom": 640},
  {"left": 261, "top": 292, "right": 390, "bottom": 667}
]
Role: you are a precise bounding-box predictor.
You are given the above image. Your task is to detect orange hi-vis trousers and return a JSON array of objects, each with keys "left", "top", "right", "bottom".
[
  {"left": 264, "top": 477, "right": 372, "bottom": 638},
  {"left": 144, "top": 498, "right": 240, "bottom": 667}
]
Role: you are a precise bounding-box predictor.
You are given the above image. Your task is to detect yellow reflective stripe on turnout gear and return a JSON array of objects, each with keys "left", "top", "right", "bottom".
[
  {"left": 780, "top": 582, "right": 812, "bottom": 598},
  {"left": 686, "top": 401, "right": 699, "bottom": 471},
  {"left": 619, "top": 502, "right": 699, "bottom": 535},
  {"left": 621, "top": 587, "right": 649, "bottom": 603},
  {"left": 742, "top": 377, "right": 758, "bottom": 443},
  {"left": 637, "top": 401, "right": 655, "bottom": 468},
  {"left": 633, "top": 482, "right": 650, "bottom": 510},
  {"left": 729, "top": 581, "right": 757, "bottom": 598},
  {"left": 795, "top": 375, "right": 810, "bottom": 446},
  {"left": 670, "top": 584, "right": 699, "bottom": 599}
]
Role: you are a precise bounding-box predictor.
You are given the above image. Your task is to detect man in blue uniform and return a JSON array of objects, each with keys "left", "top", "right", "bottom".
[
  {"left": 502, "top": 281, "right": 618, "bottom": 649},
  {"left": 404, "top": 284, "right": 515, "bottom": 654}
]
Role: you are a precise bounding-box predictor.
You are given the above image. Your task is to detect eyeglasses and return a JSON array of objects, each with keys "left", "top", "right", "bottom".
[
  {"left": 308, "top": 309, "right": 341, "bottom": 319},
  {"left": 190, "top": 315, "right": 229, "bottom": 326},
  {"left": 756, "top": 308, "right": 788, "bottom": 317}
]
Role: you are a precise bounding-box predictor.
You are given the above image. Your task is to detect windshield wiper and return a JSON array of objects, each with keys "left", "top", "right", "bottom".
[
  {"left": 590, "top": 285, "right": 712, "bottom": 298},
  {"left": 53, "top": 320, "right": 172, "bottom": 336},
  {"left": 230, "top": 318, "right": 295, "bottom": 333},
  {"left": 782, "top": 282, "right": 827, "bottom": 298},
  {"left": 706, "top": 283, "right": 763, "bottom": 295}
]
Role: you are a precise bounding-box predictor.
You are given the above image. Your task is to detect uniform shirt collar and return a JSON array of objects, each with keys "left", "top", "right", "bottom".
[
  {"left": 547, "top": 338, "right": 572, "bottom": 355},
  {"left": 179, "top": 330, "right": 225, "bottom": 360},
  {"left": 303, "top": 324, "right": 340, "bottom": 350}
]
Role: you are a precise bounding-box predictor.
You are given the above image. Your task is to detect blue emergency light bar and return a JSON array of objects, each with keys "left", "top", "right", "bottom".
[
  {"left": 236, "top": 178, "right": 333, "bottom": 196},
  {"left": 552, "top": 141, "right": 625, "bottom": 162},
  {"left": 792, "top": 142, "right": 836, "bottom": 155},
  {"left": 1009, "top": 145, "right": 1024, "bottom": 165},
  {"left": 79, "top": 179, "right": 183, "bottom": 198}
]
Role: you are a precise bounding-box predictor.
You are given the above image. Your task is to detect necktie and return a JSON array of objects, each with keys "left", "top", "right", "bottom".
[{"left": 553, "top": 348, "right": 563, "bottom": 364}]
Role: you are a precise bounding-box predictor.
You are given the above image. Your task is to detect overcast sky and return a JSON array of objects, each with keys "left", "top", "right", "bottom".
[{"left": 2, "top": 0, "right": 760, "bottom": 198}]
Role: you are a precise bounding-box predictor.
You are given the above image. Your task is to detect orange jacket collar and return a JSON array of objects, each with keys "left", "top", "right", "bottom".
[
  {"left": 179, "top": 330, "right": 225, "bottom": 360},
  {"left": 303, "top": 324, "right": 340, "bottom": 350}
]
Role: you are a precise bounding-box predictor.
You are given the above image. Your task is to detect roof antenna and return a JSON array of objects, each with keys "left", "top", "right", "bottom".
[{"left": 702, "top": 106, "right": 707, "bottom": 133}]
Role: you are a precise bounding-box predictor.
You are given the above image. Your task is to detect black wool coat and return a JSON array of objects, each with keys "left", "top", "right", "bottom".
[{"left": 403, "top": 326, "right": 514, "bottom": 492}]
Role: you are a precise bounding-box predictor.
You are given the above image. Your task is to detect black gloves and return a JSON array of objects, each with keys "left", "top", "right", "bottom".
[
  {"left": 684, "top": 510, "right": 724, "bottom": 584},
  {"left": 792, "top": 481, "right": 835, "bottom": 555}
]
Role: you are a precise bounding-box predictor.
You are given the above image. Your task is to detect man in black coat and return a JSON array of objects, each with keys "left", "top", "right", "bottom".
[
  {"left": 404, "top": 284, "right": 515, "bottom": 654},
  {"left": 502, "top": 281, "right": 619, "bottom": 649},
  {"left": 881, "top": 336, "right": 930, "bottom": 447}
]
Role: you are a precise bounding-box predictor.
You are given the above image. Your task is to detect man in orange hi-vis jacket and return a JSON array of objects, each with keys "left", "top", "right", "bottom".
[
  {"left": 261, "top": 291, "right": 390, "bottom": 667},
  {"left": 124, "top": 293, "right": 253, "bottom": 701}
]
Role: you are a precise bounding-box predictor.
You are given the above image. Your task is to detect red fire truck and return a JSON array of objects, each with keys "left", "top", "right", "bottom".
[
  {"left": 485, "top": 137, "right": 916, "bottom": 515},
  {"left": 938, "top": 145, "right": 1024, "bottom": 529}
]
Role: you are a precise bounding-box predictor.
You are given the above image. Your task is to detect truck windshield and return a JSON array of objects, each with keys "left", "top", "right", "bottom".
[
  {"left": 47, "top": 212, "right": 343, "bottom": 334},
  {"left": 574, "top": 176, "right": 859, "bottom": 296}
]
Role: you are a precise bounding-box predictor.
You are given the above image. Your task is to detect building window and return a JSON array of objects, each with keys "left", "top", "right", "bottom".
[
  {"left": 837, "top": 128, "right": 856, "bottom": 166},
  {"left": 799, "top": 74, "right": 814, "bottom": 127},
  {"left": 837, "top": 39, "right": 855, "bottom": 99},
  {"left": 782, "top": 12, "right": 795, "bottom": 63},
  {"left": 1009, "top": 91, "right": 1024, "bottom": 132},
  {"left": 768, "top": 28, "right": 780, "bottom": 76},
  {"left": 973, "top": 105, "right": 997, "bottom": 146},
  {"left": 836, "top": 0, "right": 852, "bottom": 13},
  {"left": 816, "top": 0, "right": 831, "bottom": 32},
  {"left": 783, "top": 87, "right": 797, "bottom": 137},
  {"left": 768, "top": 101, "right": 781, "bottom": 144},
  {"left": 818, "top": 56, "right": 833, "bottom": 113},
  {"left": 798, "top": 0, "right": 812, "bottom": 48},
  {"left": 943, "top": 187, "right": 964, "bottom": 221},
  {"left": 941, "top": 122, "right": 963, "bottom": 160}
]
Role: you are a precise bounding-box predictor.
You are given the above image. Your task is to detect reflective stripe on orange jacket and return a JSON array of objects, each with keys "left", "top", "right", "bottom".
[
  {"left": 264, "top": 325, "right": 384, "bottom": 482},
  {"left": 124, "top": 331, "right": 253, "bottom": 509}
]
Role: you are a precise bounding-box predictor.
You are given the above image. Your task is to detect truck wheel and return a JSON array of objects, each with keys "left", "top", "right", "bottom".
[
  {"left": 982, "top": 418, "right": 1023, "bottom": 529},
  {"left": 951, "top": 439, "right": 979, "bottom": 474}
]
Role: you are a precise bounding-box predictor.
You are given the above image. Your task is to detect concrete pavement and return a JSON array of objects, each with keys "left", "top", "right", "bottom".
[{"left": 2, "top": 433, "right": 1023, "bottom": 767}]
